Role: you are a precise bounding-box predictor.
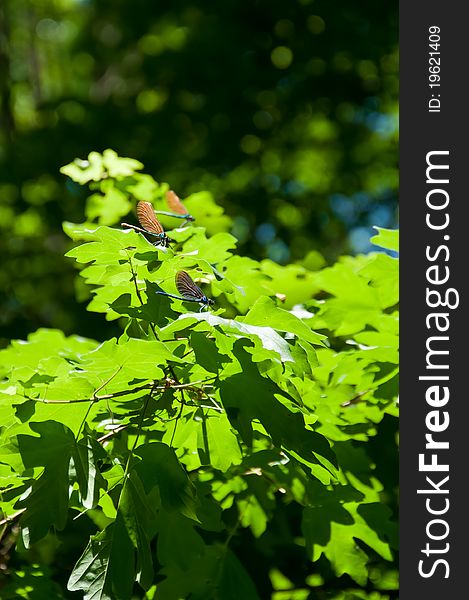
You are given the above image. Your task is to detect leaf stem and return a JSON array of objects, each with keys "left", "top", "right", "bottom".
[{"left": 26, "top": 378, "right": 215, "bottom": 404}]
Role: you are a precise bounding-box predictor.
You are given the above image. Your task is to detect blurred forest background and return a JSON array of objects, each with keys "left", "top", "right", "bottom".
[{"left": 0, "top": 0, "right": 398, "bottom": 348}]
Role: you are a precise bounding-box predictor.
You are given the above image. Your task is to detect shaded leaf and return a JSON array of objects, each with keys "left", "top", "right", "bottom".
[
  {"left": 15, "top": 421, "right": 75, "bottom": 546},
  {"left": 134, "top": 443, "right": 198, "bottom": 521},
  {"left": 67, "top": 519, "right": 135, "bottom": 600}
]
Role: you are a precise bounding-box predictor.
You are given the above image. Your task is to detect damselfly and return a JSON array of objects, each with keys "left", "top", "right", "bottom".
[
  {"left": 156, "top": 270, "right": 214, "bottom": 312},
  {"left": 121, "top": 201, "right": 171, "bottom": 247},
  {"left": 152, "top": 190, "right": 195, "bottom": 225}
]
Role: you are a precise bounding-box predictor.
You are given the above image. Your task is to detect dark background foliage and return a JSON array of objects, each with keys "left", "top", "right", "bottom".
[{"left": 0, "top": 0, "right": 398, "bottom": 348}]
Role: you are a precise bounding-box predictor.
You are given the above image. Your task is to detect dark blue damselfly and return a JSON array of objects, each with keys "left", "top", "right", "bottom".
[
  {"left": 156, "top": 270, "right": 214, "bottom": 312},
  {"left": 121, "top": 201, "right": 171, "bottom": 247},
  {"left": 152, "top": 191, "right": 195, "bottom": 226}
]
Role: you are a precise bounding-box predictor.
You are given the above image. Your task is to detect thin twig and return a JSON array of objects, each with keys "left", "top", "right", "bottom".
[
  {"left": 0, "top": 509, "right": 26, "bottom": 527},
  {"left": 97, "top": 424, "right": 129, "bottom": 444},
  {"left": 340, "top": 366, "right": 399, "bottom": 407},
  {"left": 127, "top": 252, "right": 158, "bottom": 339},
  {"left": 120, "top": 383, "right": 157, "bottom": 485},
  {"left": 93, "top": 366, "right": 124, "bottom": 396},
  {"left": 76, "top": 366, "right": 124, "bottom": 440},
  {"left": 26, "top": 378, "right": 215, "bottom": 404},
  {"left": 169, "top": 388, "right": 185, "bottom": 447}
]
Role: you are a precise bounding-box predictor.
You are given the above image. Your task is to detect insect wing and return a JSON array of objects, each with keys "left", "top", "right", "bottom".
[
  {"left": 175, "top": 270, "right": 204, "bottom": 300},
  {"left": 166, "top": 190, "right": 188, "bottom": 216},
  {"left": 137, "top": 201, "right": 165, "bottom": 235}
]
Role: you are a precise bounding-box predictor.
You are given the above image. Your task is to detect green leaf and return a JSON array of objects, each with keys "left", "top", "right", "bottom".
[
  {"left": 60, "top": 151, "right": 106, "bottom": 183},
  {"left": 220, "top": 340, "right": 337, "bottom": 475},
  {"left": 154, "top": 545, "right": 260, "bottom": 600},
  {"left": 156, "top": 510, "right": 206, "bottom": 571},
  {"left": 198, "top": 411, "right": 243, "bottom": 471},
  {"left": 119, "top": 471, "right": 155, "bottom": 589},
  {"left": 359, "top": 253, "right": 398, "bottom": 309},
  {"left": 164, "top": 313, "right": 294, "bottom": 363},
  {"left": 260, "top": 259, "right": 322, "bottom": 308},
  {"left": 302, "top": 490, "right": 395, "bottom": 585},
  {"left": 60, "top": 149, "right": 143, "bottom": 185},
  {"left": 125, "top": 173, "right": 160, "bottom": 202},
  {"left": 102, "top": 149, "right": 144, "bottom": 178},
  {"left": 352, "top": 331, "right": 399, "bottom": 364},
  {"left": 190, "top": 331, "right": 225, "bottom": 374},
  {"left": 243, "top": 296, "right": 326, "bottom": 346},
  {"left": 216, "top": 546, "right": 261, "bottom": 600},
  {"left": 15, "top": 421, "right": 75, "bottom": 546},
  {"left": 161, "top": 409, "right": 202, "bottom": 471},
  {"left": 181, "top": 190, "right": 232, "bottom": 234},
  {"left": 312, "top": 256, "right": 392, "bottom": 335},
  {"left": 370, "top": 227, "right": 399, "bottom": 252},
  {"left": 73, "top": 425, "right": 107, "bottom": 509},
  {"left": 237, "top": 494, "right": 269, "bottom": 538},
  {"left": 77, "top": 337, "right": 180, "bottom": 389},
  {"left": 134, "top": 443, "right": 198, "bottom": 521},
  {"left": 67, "top": 519, "right": 135, "bottom": 600},
  {"left": 178, "top": 231, "right": 237, "bottom": 263},
  {"left": 0, "top": 328, "right": 98, "bottom": 380},
  {"left": 86, "top": 182, "right": 132, "bottom": 225}
]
